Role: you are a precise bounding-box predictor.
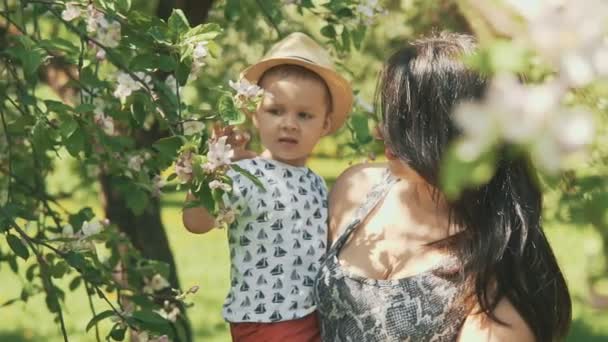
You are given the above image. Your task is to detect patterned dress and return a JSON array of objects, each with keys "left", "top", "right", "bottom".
[{"left": 313, "top": 170, "right": 467, "bottom": 341}]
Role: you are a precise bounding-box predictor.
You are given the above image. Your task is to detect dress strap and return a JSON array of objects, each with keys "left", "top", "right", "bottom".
[{"left": 327, "top": 168, "right": 397, "bottom": 256}]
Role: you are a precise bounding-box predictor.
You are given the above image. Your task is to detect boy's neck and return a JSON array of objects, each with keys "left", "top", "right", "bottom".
[{"left": 260, "top": 150, "right": 308, "bottom": 167}]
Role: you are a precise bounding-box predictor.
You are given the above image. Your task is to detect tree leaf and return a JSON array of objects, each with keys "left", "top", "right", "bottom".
[
  {"left": 217, "top": 94, "right": 245, "bottom": 125},
  {"left": 320, "top": 25, "right": 337, "bottom": 39},
  {"left": 109, "top": 323, "right": 127, "bottom": 341},
  {"left": 168, "top": 9, "right": 190, "bottom": 41},
  {"left": 125, "top": 186, "right": 150, "bottom": 216},
  {"left": 86, "top": 310, "right": 116, "bottom": 332},
  {"left": 131, "top": 310, "right": 168, "bottom": 325},
  {"left": 7, "top": 234, "right": 29, "bottom": 261}
]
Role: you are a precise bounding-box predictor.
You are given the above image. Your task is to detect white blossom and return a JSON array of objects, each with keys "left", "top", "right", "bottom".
[
  {"left": 229, "top": 78, "right": 264, "bottom": 100},
  {"left": 216, "top": 207, "right": 237, "bottom": 227},
  {"left": 150, "top": 274, "right": 170, "bottom": 291},
  {"left": 155, "top": 301, "right": 181, "bottom": 323},
  {"left": 164, "top": 75, "right": 182, "bottom": 96},
  {"left": 95, "top": 48, "right": 106, "bottom": 61},
  {"left": 143, "top": 273, "right": 171, "bottom": 294},
  {"left": 61, "top": 3, "right": 82, "bottom": 22},
  {"left": 524, "top": 0, "right": 608, "bottom": 87},
  {"left": 193, "top": 41, "right": 209, "bottom": 60},
  {"left": 113, "top": 72, "right": 150, "bottom": 102},
  {"left": 356, "top": 0, "right": 384, "bottom": 25},
  {"left": 97, "top": 20, "right": 121, "bottom": 48},
  {"left": 552, "top": 108, "right": 595, "bottom": 153},
  {"left": 152, "top": 175, "right": 166, "bottom": 198},
  {"left": 204, "top": 136, "right": 234, "bottom": 171},
  {"left": 94, "top": 112, "right": 115, "bottom": 136},
  {"left": 209, "top": 180, "right": 232, "bottom": 192},
  {"left": 175, "top": 151, "right": 194, "bottom": 183},
  {"left": 183, "top": 120, "right": 205, "bottom": 136},
  {"left": 86, "top": 5, "right": 106, "bottom": 33},
  {"left": 81, "top": 219, "right": 103, "bottom": 237},
  {"left": 128, "top": 155, "right": 145, "bottom": 172}
]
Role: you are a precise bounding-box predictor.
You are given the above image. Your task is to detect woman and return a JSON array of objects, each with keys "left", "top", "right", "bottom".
[{"left": 313, "top": 32, "right": 571, "bottom": 341}]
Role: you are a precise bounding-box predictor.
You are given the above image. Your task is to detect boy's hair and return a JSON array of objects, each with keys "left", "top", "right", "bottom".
[{"left": 258, "top": 64, "right": 333, "bottom": 114}]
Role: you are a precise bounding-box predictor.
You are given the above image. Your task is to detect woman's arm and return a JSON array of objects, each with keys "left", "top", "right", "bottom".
[
  {"left": 457, "top": 298, "right": 535, "bottom": 342},
  {"left": 182, "top": 192, "right": 217, "bottom": 234}
]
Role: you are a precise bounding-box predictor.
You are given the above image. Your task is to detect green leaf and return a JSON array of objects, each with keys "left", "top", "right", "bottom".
[
  {"left": 440, "top": 147, "right": 497, "bottom": 198},
  {"left": 116, "top": 0, "right": 132, "bottom": 12},
  {"left": 320, "top": 25, "right": 337, "bottom": 39},
  {"left": 153, "top": 136, "right": 184, "bottom": 165},
  {"left": 109, "top": 324, "right": 127, "bottom": 341},
  {"left": 45, "top": 100, "right": 73, "bottom": 114},
  {"left": 217, "top": 94, "right": 245, "bottom": 125},
  {"left": 131, "top": 310, "right": 168, "bottom": 325},
  {"left": 26, "top": 264, "right": 37, "bottom": 281},
  {"left": 86, "top": 310, "right": 116, "bottom": 332},
  {"left": 75, "top": 103, "right": 96, "bottom": 114},
  {"left": 8, "top": 255, "right": 18, "bottom": 274},
  {"left": 45, "top": 292, "right": 60, "bottom": 313},
  {"left": 175, "top": 60, "right": 191, "bottom": 86},
  {"left": 351, "top": 26, "right": 367, "bottom": 50},
  {"left": 168, "top": 9, "right": 190, "bottom": 41},
  {"left": 64, "top": 125, "right": 86, "bottom": 157},
  {"left": 38, "top": 38, "right": 79, "bottom": 56},
  {"left": 7, "top": 234, "right": 29, "bottom": 260},
  {"left": 224, "top": 0, "right": 241, "bottom": 20},
  {"left": 231, "top": 164, "right": 265, "bottom": 191},
  {"left": 351, "top": 113, "right": 372, "bottom": 145},
  {"left": 69, "top": 207, "right": 95, "bottom": 233},
  {"left": 69, "top": 276, "right": 82, "bottom": 291},
  {"left": 64, "top": 251, "right": 87, "bottom": 271},
  {"left": 341, "top": 29, "right": 351, "bottom": 51},
  {"left": 131, "top": 93, "right": 149, "bottom": 125},
  {"left": 125, "top": 186, "right": 149, "bottom": 216},
  {"left": 129, "top": 54, "right": 176, "bottom": 72}
]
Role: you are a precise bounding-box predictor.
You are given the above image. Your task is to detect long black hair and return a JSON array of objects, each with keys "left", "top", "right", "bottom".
[{"left": 378, "top": 32, "right": 571, "bottom": 341}]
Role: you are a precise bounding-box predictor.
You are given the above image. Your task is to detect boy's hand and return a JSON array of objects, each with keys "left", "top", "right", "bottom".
[{"left": 212, "top": 123, "right": 257, "bottom": 161}]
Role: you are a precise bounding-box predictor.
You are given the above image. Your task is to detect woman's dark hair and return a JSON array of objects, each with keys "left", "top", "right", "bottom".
[{"left": 378, "top": 32, "right": 571, "bottom": 341}]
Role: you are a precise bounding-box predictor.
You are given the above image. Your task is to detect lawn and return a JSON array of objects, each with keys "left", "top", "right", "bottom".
[{"left": 1, "top": 157, "right": 608, "bottom": 341}]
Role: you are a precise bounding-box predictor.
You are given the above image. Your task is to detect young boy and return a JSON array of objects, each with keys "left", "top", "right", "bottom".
[{"left": 182, "top": 32, "right": 353, "bottom": 341}]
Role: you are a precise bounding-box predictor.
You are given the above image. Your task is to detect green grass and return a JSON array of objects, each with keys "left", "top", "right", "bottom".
[{"left": 1, "top": 157, "right": 608, "bottom": 341}]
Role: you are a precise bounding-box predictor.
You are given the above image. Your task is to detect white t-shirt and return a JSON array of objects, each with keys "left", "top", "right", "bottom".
[{"left": 221, "top": 157, "right": 328, "bottom": 323}]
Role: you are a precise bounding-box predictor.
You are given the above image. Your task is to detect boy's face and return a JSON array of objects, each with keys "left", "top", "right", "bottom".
[{"left": 253, "top": 73, "right": 331, "bottom": 166}]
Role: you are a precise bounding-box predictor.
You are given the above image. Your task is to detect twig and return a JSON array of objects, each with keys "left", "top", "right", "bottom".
[{"left": 0, "top": 108, "right": 13, "bottom": 203}]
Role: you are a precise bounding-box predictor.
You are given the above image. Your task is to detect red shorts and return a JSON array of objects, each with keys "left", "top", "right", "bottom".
[{"left": 229, "top": 312, "right": 321, "bottom": 342}]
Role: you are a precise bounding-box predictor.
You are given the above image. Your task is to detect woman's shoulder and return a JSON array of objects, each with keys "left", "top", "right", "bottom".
[
  {"left": 333, "top": 162, "right": 388, "bottom": 191},
  {"left": 327, "top": 162, "right": 388, "bottom": 242}
]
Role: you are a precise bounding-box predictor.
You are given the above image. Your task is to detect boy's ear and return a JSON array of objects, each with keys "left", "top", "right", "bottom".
[{"left": 322, "top": 114, "right": 332, "bottom": 136}]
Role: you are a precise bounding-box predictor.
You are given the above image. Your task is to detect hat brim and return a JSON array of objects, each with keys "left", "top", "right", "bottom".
[{"left": 242, "top": 57, "right": 353, "bottom": 134}]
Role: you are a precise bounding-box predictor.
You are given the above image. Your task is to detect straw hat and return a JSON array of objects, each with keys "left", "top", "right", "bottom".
[{"left": 242, "top": 32, "right": 353, "bottom": 134}]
